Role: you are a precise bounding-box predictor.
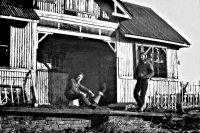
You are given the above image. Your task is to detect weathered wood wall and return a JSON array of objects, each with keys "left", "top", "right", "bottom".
[
  {"left": 10, "top": 22, "right": 37, "bottom": 69},
  {"left": 167, "top": 49, "right": 178, "bottom": 79},
  {"left": 116, "top": 35, "right": 136, "bottom": 103},
  {"left": 116, "top": 35, "right": 180, "bottom": 103},
  {"left": 35, "top": 0, "right": 115, "bottom": 21}
]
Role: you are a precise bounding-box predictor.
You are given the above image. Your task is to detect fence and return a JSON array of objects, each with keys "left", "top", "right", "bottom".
[
  {"left": 0, "top": 69, "right": 50, "bottom": 106},
  {"left": 0, "top": 69, "right": 32, "bottom": 105},
  {"left": 146, "top": 78, "right": 200, "bottom": 110}
]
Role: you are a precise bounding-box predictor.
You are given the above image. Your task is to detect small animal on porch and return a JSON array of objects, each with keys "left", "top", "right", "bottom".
[
  {"left": 134, "top": 52, "right": 154, "bottom": 112},
  {"left": 64, "top": 72, "right": 107, "bottom": 109}
]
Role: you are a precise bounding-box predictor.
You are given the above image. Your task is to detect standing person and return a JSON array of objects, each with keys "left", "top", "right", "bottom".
[
  {"left": 65, "top": 72, "right": 97, "bottom": 109},
  {"left": 134, "top": 52, "right": 154, "bottom": 112}
]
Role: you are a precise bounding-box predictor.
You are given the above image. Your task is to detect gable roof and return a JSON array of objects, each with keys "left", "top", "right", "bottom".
[
  {"left": 0, "top": 0, "right": 39, "bottom": 21},
  {"left": 119, "top": 1, "right": 191, "bottom": 47}
]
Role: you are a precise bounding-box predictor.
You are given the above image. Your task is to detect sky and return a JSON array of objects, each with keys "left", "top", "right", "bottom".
[{"left": 122, "top": 0, "right": 200, "bottom": 82}]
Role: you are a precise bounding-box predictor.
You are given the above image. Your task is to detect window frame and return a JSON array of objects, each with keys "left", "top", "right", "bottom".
[
  {"left": 136, "top": 43, "right": 168, "bottom": 78},
  {"left": 0, "top": 19, "right": 10, "bottom": 68}
]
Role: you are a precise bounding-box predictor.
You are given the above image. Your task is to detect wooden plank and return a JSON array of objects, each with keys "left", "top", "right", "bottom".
[{"left": 1, "top": 107, "right": 198, "bottom": 118}]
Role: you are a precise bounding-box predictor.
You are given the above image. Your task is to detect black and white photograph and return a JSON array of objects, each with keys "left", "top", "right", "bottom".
[{"left": 0, "top": 0, "right": 199, "bottom": 132}]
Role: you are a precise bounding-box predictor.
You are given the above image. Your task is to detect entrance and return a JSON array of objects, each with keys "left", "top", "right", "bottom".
[{"left": 37, "top": 34, "right": 116, "bottom": 105}]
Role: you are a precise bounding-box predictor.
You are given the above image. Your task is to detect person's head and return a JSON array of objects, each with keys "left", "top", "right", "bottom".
[
  {"left": 74, "top": 72, "right": 84, "bottom": 82},
  {"left": 139, "top": 52, "right": 146, "bottom": 62}
]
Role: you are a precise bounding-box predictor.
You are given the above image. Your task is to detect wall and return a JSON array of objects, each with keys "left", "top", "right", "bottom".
[
  {"left": 35, "top": 0, "right": 116, "bottom": 21},
  {"left": 10, "top": 21, "right": 37, "bottom": 69},
  {"left": 0, "top": 115, "right": 90, "bottom": 132},
  {"left": 167, "top": 48, "right": 178, "bottom": 79},
  {"left": 116, "top": 34, "right": 136, "bottom": 103},
  {"left": 116, "top": 33, "right": 180, "bottom": 103}
]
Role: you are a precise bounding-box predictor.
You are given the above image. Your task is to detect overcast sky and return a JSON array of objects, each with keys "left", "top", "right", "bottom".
[{"left": 122, "top": 0, "right": 200, "bottom": 82}]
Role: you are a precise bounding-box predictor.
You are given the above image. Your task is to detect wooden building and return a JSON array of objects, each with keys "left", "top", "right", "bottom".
[{"left": 1, "top": 0, "right": 197, "bottom": 109}]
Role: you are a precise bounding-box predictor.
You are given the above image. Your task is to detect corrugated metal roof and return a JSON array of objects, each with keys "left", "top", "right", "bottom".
[
  {"left": 120, "top": 2, "right": 190, "bottom": 46},
  {"left": 0, "top": 0, "right": 39, "bottom": 20}
]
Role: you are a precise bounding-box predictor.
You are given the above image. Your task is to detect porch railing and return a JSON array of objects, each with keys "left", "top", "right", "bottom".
[
  {"left": 0, "top": 69, "right": 32, "bottom": 105},
  {"left": 34, "top": 0, "right": 108, "bottom": 20},
  {"left": 0, "top": 69, "right": 49, "bottom": 106},
  {"left": 146, "top": 79, "right": 200, "bottom": 110}
]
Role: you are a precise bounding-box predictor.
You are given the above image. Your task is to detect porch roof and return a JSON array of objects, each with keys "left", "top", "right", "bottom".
[
  {"left": 119, "top": 1, "right": 191, "bottom": 47},
  {"left": 0, "top": 0, "right": 39, "bottom": 21}
]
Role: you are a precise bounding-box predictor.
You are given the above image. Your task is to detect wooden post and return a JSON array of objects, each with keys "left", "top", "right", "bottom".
[{"left": 32, "top": 22, "right": 39, "bottom": 107}]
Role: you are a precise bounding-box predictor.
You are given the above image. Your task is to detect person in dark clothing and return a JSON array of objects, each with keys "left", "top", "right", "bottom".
[
  {"left": 134, "top": 52, "right": 154, "bottom": 112},
  {"left": 65, "top": 72, "right": 97, "bottom": 109}
]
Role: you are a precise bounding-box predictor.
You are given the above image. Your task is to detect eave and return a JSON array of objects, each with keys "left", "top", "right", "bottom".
[
  {"left": 119, "top": 27, "right": 189, "bottom": 48},
  {"left": 0, "top": 15, "right": 39, "bottom": 23},
  {"left": 124, "top": 34, "right": 189, "bottom": 48},
  {"left": 35, "top": 10, "right": 119, "bottom": 31},
  {"left": 37, "top": 26, "right": 116, "bottom": 42}
]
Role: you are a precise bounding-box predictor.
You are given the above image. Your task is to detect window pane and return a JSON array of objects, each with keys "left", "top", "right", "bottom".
[
  {"left": 136, "top": 45, "right": 167, "bottom": 78},
  {"left": 0, "top": 19, "right": 10, "bottom": 67}
]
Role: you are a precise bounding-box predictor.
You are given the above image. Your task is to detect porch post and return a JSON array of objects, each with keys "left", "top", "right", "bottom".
[
  {"left": 32, "top": 22, "right": 39, "bottom": 106},
  {"left": 116, "top": 30, "right": 120, "bottom": 103}
]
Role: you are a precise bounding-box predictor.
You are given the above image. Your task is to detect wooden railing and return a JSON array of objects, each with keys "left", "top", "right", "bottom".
[
  {"left": 0, "top": 69, "right": 49, "bottom": 106},
  {"left": 0, "top": 69, "right": 32, "bottom": 106},
  {"left": 146, "top": 79, "right": 200, "bottom": 110},
  {"left": 34, "top": 0, "right": 110, "bottom": 20}
]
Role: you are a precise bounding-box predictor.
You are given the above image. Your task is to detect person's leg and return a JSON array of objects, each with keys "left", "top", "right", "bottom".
[
  {"left": 134, "top": 79, "right": 143, "bottom": 109},
  {"left": 66, "top": 93, "right": 92, "bottom": 106},
  {"left": 140, "top": 79, "right": 148, "bottom": 107}
]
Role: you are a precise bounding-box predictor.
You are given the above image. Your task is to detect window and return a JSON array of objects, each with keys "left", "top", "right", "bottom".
[
  {"left": 64, "top": 0, "right": 92, "bottom": 13},
  {"left": 0, "top": 19, "right": 10, "bottom": 67},
  {"left": 137, "top": 45, "right": 167, "bottom": 78}
]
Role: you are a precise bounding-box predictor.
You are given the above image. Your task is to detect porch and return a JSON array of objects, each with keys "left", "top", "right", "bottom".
[{"left": 0, "top": 68, "right": 199, "bottom": 111}]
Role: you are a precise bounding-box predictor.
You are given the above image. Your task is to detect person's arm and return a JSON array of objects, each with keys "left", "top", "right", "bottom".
[
  {"left": 143, "top": 62, "right": 154, "bottom": 79},
  {"left": 134, "top": 64, "right": 139, "bottom": 79},
  {"left": 70, "top": 79, "right": 81, "bottom": 94},
  {"left": 79, "top": 84, "right": 94, "bottom": 97}
]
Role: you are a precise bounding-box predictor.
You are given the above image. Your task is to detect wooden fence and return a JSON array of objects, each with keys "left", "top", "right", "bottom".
[
  {"left": 0, "top": 69, "right": 49, "bottom": 106},
  {"left": 146, "top": 79, "right": 200, "bottom": 109},
  {"left": 0, "top": 69, "right": 32, "bottom": 105}
]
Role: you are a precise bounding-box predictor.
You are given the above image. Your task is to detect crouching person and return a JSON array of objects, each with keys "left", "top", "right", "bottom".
[{"left": 65, "top": 72, "right": 97, "bottom": 109}]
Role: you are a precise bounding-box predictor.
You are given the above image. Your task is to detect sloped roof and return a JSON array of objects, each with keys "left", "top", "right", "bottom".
[
  {"left": 119, "top": 1, "right": 190, "bottom": 46},
  {"left": 0, "top": 0, "right": 39, "bottom": 20}
]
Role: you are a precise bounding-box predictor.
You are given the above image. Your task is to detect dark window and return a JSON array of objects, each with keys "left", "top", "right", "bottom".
[
  {"left": 137, "top": 45, "right": 167, "bottom": 78},
  {"left": 0, "top": 19, "right": 10, "bottom": 67}
]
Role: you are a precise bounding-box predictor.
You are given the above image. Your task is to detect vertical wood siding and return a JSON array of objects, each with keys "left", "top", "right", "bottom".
[
  {"left": 37, "top": 0, "right": 64, "bottom": 14},
  {"left": 117, "top": 78, "right": 136, "bottom": 102},
  {"left": 116, "top": 39, "right": 135, "bottom": 103},
  {"left": 10, "top": 22, "right": 35, "bottom": 69},
  {"left": 36, "top": 70, "right": 49, "bottom": 104},
  {"left": 35, "top": 0, "right": 110, "bottom": 20},
  {"left": 167, "top": 49, "right": 178, "bottom": 79},
  {"left": 117, "top": 41, "right": 134, "bottom": 77}
]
